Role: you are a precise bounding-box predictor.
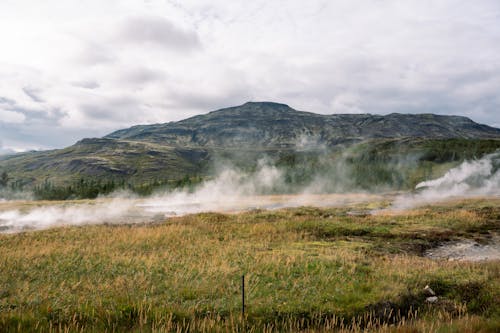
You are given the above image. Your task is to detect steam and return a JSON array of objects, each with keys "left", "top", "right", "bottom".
[
  {"left": 0, "top": 161, "right": 289, "bottom": 233},
  {"left": 0, "top": 188, "right": 33, "bottom": 201},
  {"left": 392, "top": 152, "right": 500, "bottom": 209},
  {"left": 0, "top": 200, "right": 136, "bottom": 233},
  {"left": 295, "top": 134, "right": 327, "bottom": 152},
  {"left": 2, "top": 150, "right": 500, "bottom": 233},
  {"left": 0, "top": 159, "right": 382, "bottom": 233},
  {"left": 140, "top": 160, "right": 284, "bottom": 215}
]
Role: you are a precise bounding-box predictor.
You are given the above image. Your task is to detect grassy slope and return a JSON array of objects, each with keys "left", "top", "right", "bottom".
[
  {"left": 0, "top": 138, "right": 499, "bottom": 193},
  {"left": 0, "top": 140, "right": 209, "bottom": 186},
  {"left": 0, "top": 198, "right": 499, "bottom": 332}
]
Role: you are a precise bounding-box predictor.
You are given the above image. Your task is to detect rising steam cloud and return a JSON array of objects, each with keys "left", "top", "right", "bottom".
[
  {"left": 0, "top": 161, "right": 291, "bottom": 233},
  {"left": 140, "top": 160, "right": 284, "bottom": 214},
  {"left": 2, "top": 152, "right": 500, "bottom": 233},
  {"left": 0, "top": 200, "right": 135, "bottom": 233},
  {"left": 393, "top": 152, "right": 500, "bottom": 209}
]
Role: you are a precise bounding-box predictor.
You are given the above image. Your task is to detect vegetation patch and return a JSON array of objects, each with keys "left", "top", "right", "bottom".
[{"left": 0, "top": 198, "right": 499, "bottom": 332}]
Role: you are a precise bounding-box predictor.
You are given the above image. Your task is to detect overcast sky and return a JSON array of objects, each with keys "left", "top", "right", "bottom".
[{"left": 1, "top": 0, "right": 499, "bottom": 152}]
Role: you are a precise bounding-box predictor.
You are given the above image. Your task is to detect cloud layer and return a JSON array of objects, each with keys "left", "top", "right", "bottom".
[{"left": 1, "top": 0, "right": 500, "bottom": 151}]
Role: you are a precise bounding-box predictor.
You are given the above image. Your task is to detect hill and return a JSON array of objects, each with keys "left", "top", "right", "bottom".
[
  {"left": 1, "top": 102, "right": 500, "bottom": 197},
  {"left": 105, "top": 102, "right": 500, "bottom": 147}
]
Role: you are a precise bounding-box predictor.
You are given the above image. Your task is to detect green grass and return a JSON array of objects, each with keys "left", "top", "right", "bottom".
[{"left": 0, "top": 198, "right": 499, "bottom": 332}]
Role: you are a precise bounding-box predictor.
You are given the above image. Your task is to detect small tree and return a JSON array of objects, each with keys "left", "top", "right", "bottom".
[{"left": 0, "top": 171, "right": 9, "bottom": 187}]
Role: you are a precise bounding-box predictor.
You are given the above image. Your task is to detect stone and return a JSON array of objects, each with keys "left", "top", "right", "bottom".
[
  {"left": 423, "top": 285, "right": 436, "bottom": 296},
  {"left": 426, "top": 296, "right": 438, "bottom": 303}
]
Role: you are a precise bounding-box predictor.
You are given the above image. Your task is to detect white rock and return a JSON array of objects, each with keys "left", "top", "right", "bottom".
[
  {"left": 423, "top": 285, "right": 436, "bottom": 296},
  {"left": 426, "top": 296, "right": 438, "bottom": 303}
]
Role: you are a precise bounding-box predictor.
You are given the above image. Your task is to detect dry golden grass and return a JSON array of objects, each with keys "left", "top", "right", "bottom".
[{"left": 0, "top": 198, "right": 499, "bottom": 332}]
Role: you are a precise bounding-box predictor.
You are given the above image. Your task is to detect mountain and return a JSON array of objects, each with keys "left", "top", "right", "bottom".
[
  {"left": 0, "top": 139, "right": 209, "bottom": 185},
  {"left": 105, "top": 102, "right": 500, "bottom": 148},
  {"left": 1, "top": 102, "right": 500, "bottom": 191}
]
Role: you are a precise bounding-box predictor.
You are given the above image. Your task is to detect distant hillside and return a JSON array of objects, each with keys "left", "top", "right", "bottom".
[
  {"left": 1, "top": 102, "right": 500, "bottom": 196},
  {"left": 0, "top": 139, "right": 209, "bottom": 186},
  {"left": 106, "top": 102, "right": 500, "bottom": 147}
]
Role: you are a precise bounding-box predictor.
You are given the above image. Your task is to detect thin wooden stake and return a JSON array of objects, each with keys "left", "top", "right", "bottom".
[{"left": 241, "top": 275, "right": 245, "bottom": 318}]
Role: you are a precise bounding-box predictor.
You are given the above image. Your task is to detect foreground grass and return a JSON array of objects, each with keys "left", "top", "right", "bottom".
[{"left": 0, "top": 198, "right": 499, "bottom": 332}]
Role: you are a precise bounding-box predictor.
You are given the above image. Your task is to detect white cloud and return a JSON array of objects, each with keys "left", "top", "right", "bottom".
[
  {"left": 0, "top": 140, "right": 15, "bottom": 155},
  {"left": 0, "top": 0, "right": 499, "bottom": 150},
  {"left": 118, "top": 15, "right": 200, "bottom": 51},
  {"left": 0, "top": 110, "right": 25, "bottom": 124}
]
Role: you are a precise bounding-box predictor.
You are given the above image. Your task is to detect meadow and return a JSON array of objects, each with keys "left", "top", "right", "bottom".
[{"left": 0, "top": 197, "right": 499, "bottom": 332}]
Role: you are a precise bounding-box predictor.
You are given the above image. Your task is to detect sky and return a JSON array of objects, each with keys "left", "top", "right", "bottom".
[{"left": 0, "top": 0, "right": 499, "bottom": 152}]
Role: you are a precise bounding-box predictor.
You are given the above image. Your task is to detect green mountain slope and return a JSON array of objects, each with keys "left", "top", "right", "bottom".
[
  {"left": 0, "top": 139, "right": 209, "bottom": 186},
  {"left": 1, "top": 102, "right": 500, "bottom": 195},
  {"left": 106, "top": 102, "right": 500, "bottom": 147}
]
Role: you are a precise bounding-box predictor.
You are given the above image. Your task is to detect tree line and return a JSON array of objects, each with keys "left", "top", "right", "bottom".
[
  {"left": 0, "top": 170, "right": 204, "bottom": 200},
  {"left": 32, "top": 175, "right": 204, "bottom": 200}
]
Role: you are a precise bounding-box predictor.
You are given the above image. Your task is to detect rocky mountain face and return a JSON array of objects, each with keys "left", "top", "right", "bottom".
[
  {"left": 1, "top": 101, "right": 500, "bottom": 187},
  {"left": 105, "top": 102, "right": 500, "bottom": 148}
]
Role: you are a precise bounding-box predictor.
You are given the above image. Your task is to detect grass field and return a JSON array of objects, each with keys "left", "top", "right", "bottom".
[{"left": 0, "top": 197, "right": 499, "bottom": 332}]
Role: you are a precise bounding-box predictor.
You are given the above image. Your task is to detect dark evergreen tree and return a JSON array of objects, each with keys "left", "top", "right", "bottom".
[{"left": 0, "top": 171, "right": 9, "bottom": 187}]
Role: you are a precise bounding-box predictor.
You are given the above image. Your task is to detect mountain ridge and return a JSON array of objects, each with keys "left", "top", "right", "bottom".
[
  {"left": 105, "top": 102, "right": 500, "bottom": 148},
  {"left": 1, "top": 101, "right": 500, "bottom": 190}
]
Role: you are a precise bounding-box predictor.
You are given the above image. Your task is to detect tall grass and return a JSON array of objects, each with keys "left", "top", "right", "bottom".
[{"left": 0, "top": 198, "right": 499, "bottom": 332}]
